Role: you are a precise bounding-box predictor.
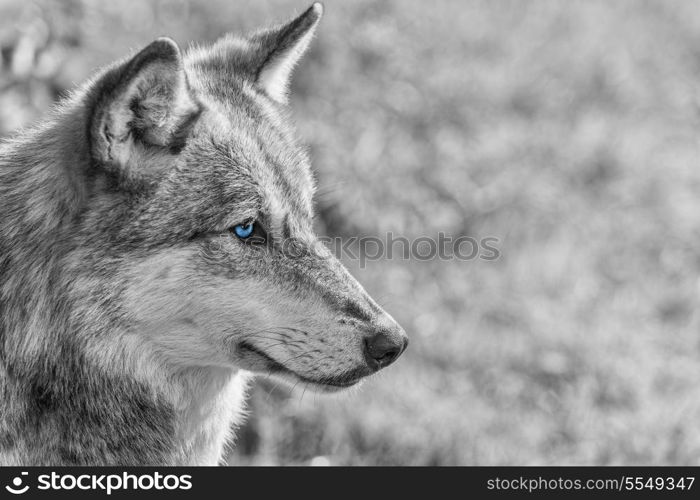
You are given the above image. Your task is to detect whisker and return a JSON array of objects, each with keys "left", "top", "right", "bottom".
[{"left": 298, "top": 382, "right": 309, "bottom": 409}]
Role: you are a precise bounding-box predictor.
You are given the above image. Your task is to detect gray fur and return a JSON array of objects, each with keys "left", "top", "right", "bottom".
[{"left": 0, "top": 4, "right": 406, "bottom": 465}]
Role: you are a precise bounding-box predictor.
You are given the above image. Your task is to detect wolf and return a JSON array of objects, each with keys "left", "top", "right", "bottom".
[{"left": 0, "top": 3, "right": 407, "bottom": 465}]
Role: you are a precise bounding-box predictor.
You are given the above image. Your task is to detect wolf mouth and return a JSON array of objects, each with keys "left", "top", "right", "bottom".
[{"left": 238, "top": 342, "right": 368, "bottom": 389}]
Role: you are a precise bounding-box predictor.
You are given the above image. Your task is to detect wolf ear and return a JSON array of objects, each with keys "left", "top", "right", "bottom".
[
  {"left": 250, "top": 3, "right": 323, "bottom": 103},
  {"left": 89, "top": 38, "right": 200, "bottom": 184}
]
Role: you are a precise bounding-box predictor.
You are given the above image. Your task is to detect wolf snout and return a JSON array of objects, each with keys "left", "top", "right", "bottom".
[{"left": 363, "top": 326, "right": 408, "bottom": 371}]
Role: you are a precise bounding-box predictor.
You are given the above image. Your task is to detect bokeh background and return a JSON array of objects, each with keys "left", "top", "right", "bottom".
[{"left": 2, "top": 0, "right": 700, "bottom": 465}]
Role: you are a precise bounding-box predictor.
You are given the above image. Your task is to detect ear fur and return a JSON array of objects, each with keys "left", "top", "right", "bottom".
[
  {"left": 251, "top": 3, "right": 323, "bottom": 103},
  {"left": 90, "top": 37, "right": 200, "bottom": 186}
]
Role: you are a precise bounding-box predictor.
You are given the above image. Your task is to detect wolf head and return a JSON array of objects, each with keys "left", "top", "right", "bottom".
[{"left": 77, "top": 3, "right": 407, "bottom": 392}]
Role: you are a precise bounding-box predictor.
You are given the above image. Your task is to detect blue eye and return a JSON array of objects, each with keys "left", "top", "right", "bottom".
[{"left": 233, "top": 222, "right": 254, "bottom": 239}]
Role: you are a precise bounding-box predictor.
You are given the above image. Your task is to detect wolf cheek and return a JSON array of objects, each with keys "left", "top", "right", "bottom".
[
  {"left": 216, "top": 241, "right": 408, "bottom": 391},
  {"left": 128, "top": 235, "right": 408, "bottom": 391}
]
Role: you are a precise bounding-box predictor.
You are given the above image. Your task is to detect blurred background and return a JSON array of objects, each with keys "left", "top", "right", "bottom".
[{"left": 2, "top": 0, "right": 700, "bottom": 465}]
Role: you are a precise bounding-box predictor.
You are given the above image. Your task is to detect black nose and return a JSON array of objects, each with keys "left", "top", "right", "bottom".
[{"left": 364, "top": 329, "right": 408, "bottom": 371}]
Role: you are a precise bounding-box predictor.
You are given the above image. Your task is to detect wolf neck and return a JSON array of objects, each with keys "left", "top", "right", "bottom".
[
  {"left": 104, "top": 335, "right": 252, "bottom": 465},
  {"left": 0, "top": 107, "right": 249, "bottom": 466},
  {"left": 80, "top": 330, "right": 251, "bottom": 465},
  {"left": 165, "top": 366, "right": 250, "bottom": 465},
  {"left": 126, "top": 359, "right": 251, "bottom": 465}
]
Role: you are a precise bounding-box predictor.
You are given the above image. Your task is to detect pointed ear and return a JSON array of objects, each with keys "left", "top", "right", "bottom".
[
  {"left": 89, "top": 38, "right": 201, "bottom": 185},
  {"left": 251, "top": 3, "right": 323, "bottom": 103}
]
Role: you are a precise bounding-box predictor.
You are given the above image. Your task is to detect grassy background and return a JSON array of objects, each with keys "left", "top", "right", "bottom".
[{"left": 2, "top": 0, "right": 700, "bottom": 465}]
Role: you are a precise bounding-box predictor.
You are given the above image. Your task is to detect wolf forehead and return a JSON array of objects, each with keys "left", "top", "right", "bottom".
[
  {"left": 171, "top": 91, "right": 316, "bottom": 226},
  {"left": 192, "top": 40, "right": 317, "bottom": 202},
  {"left": 162, "top": 54, "right": 316, "bottom": 224},
  {"left": 83, "top": 5, "right": 324, "bottom": 241}
]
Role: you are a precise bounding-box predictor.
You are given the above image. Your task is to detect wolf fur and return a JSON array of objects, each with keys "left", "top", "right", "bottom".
[{"left": 0, "top": 4, "right": 407, "bottom": 465}]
